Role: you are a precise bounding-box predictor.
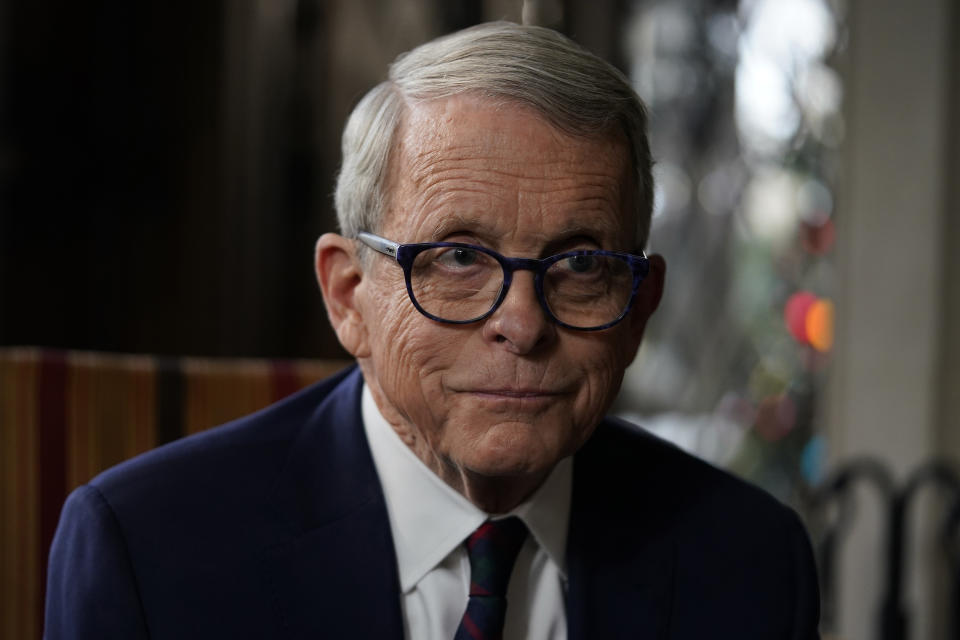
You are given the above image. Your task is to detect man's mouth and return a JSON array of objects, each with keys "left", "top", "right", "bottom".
[{"left": 468, "top": 389, "right": 561, "bottom": 398}]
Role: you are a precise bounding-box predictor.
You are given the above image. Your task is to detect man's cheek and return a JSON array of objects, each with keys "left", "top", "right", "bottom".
[
  {"left": 377, "top": 322, "right": 453, "bottom": 402},
  {"left": 569, "top": 346, "right": 622, "bottom": 412},
  {"left": 371, "top": 301, "right": 419, "bottom": 360}
]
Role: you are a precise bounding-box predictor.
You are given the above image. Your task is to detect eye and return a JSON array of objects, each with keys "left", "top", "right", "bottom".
[
  {"left": 438, "top": 247, "right": 480, "bottom": 267},
  {"left": 564, "top": 254, "right": 596, "bottom": 273}
]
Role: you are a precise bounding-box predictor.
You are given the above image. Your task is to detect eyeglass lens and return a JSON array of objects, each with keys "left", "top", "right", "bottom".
[{"left": 409, "top": 246, "right": 635, "bottom": 329}]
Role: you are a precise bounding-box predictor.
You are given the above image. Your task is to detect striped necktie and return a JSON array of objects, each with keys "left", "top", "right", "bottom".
[{"left": 454, "top": 517, "right": 528, "bottom": 640}]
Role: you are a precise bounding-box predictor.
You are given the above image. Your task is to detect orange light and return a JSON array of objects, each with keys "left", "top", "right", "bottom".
[{"left": 805, "top": 299, "right": 834, "bottom": 352}]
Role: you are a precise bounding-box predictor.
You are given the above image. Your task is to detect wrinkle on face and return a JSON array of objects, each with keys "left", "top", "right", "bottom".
[
  {"left": 386, "top": 98, "right": 632, "bottom": 252},
  {"left": 355, "top": 93, "right": 644, "bottom": 510}
]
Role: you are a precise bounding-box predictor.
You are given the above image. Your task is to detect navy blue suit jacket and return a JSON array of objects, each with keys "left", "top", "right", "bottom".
[{"left": 45, "top": 366, "right": 820, "bottom": 638}]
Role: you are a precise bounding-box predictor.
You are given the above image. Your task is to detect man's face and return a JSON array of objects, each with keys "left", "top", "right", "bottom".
[{"left": 352, "top": 94, "right": 655, "bottom": 490}]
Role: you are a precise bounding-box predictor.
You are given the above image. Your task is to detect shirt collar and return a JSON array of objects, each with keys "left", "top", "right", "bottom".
[{"left": 361, "top": 382, "right": 571, "bottom": 593}]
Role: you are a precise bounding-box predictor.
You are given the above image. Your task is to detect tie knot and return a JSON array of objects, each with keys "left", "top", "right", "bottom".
[{"left": 464, "top": 517, "right": 528, "bottom": 597}]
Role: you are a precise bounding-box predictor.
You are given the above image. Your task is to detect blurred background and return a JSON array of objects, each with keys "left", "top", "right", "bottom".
[{"left": 1, "top": 0, "right": 958, "bottom": 638}]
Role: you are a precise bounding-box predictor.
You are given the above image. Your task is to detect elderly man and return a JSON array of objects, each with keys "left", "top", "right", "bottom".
[{"left": 46, "top": 22, "right": 820, "bottom": 640}]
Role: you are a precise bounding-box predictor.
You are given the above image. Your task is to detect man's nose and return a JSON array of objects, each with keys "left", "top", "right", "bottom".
[{"left": 481, "top": 272, "right": 555, "bottom": 354}]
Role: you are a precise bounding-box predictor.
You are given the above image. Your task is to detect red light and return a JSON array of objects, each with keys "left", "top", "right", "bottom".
[{"left": 784, "top": 291, "right": 817, "bottom": 342}]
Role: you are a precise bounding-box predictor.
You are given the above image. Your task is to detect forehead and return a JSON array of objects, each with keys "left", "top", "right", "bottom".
[{"left": 382, "top": 94, "right": 635, "bottom": 246}]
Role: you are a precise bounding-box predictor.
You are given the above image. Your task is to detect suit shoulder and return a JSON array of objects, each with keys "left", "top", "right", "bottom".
[
  {"left": 582, "top": 416, "right": 799, "bottom": 528},
  {"left": 89, "top": 366, "right": 358, "bottom": 502}
]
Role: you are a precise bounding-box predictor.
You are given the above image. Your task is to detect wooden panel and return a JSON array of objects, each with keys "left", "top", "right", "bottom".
[{"left": 0, "top": 347, "right": 350, "bottom": 639}]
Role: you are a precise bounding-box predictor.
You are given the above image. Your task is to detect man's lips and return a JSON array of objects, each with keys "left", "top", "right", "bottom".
[
  {"left": 446, "top": 374, "right": 576, "bottom": 399},
  {"left": 447, "top": 386, "right": 571, "bottom": 411},
  {"left": 450, "top": 384, "right": 573, "bottom": 402},
  {"left": 467, "top": 389, "right": 563, "bottom": 397}
]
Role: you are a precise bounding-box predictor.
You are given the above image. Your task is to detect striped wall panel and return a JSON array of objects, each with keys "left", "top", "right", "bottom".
[{"left": 0, "top": 348, "right": 349, "bottom": 640}]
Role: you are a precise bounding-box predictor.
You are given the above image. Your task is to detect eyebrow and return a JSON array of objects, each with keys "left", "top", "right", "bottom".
[
  {"left": 429, "top": 213, "right": 479, "bottom": 241},
  {"left": 427, "top": 213, "right": 623, "bottom": 245}
]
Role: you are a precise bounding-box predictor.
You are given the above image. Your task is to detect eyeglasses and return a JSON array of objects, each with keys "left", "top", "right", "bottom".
[{"left": 358, "top": 231, "right": 649, "bottom": 331}]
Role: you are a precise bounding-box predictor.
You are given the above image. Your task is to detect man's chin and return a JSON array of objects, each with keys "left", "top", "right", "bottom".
[
  {"left": 457, "top": 453, "right": 554, "bottom": 511},
  {"left": 460, "top": 444, "right": 557, "bottom": 481}
]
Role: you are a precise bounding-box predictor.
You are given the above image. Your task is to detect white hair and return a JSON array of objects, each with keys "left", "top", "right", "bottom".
[{"left": 334, "top": 21, "right": 653, "bottom": 250}]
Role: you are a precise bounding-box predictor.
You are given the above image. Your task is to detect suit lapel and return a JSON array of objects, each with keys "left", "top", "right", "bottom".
[
  {"left": 260, "top": 367, "right": 405, "bottom": 639},
  {"left": 566, "top": 421, "right": 677, "bottom": 640}
]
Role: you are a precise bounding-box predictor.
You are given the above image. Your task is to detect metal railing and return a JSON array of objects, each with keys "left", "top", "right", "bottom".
[{"left": 808, "top": 459, "right": 960, "bottom": 639}]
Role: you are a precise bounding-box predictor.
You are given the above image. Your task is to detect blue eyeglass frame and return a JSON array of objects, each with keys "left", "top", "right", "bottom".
[{"left": 357, "top": 231, "right": 650, "bottom": 331}]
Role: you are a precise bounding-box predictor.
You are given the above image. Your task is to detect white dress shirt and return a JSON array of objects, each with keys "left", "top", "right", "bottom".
[{"left": 361, "top": 383, "right": 570, "bottom": 640}]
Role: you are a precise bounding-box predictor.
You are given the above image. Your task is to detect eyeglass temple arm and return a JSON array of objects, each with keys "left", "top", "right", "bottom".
[{"left": 357, "top": 232, "right": 400, "bottom": 260}]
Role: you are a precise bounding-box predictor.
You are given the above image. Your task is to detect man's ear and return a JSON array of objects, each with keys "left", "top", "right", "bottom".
[
  {"left": 315, "top": 233, "right": 371, "bottom": 358},
  {"left": 628, "top": 253, "right": 666, "bottom": 342}
]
